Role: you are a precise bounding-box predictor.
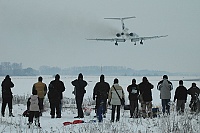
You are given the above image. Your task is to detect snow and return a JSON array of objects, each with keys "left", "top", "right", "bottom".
[{"left": 0, "top": 75, "right": 200, "bottom": 132}]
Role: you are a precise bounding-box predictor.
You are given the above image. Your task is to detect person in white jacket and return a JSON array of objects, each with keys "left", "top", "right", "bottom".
[
  {"left": 157, "top": 75, "right": 173, "bottom": 115},
  {"left": 27, "top": 89, "right": 41, "bottom": 128},
  {"left": 108, "top": 78, "right": 125, "bottom": 122}
]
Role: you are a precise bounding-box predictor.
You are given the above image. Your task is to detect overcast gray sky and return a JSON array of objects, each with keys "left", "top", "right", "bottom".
[{"left": 0, "top": 0, "right": 200, "bottom": 73}]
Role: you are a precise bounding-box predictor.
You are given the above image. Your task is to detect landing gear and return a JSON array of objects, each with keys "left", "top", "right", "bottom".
[
  {"left": 140, "top": 40, "right": 143, "bottom": 45},
  {"left": 115, "top": 41, "right": 118, "bottom": 46}
]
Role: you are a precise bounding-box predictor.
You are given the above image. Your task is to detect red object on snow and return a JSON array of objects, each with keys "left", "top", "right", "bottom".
[
  {"left": 63, "top": 122, "right": 72, "bottom": 126},
  {"left": 72, "top": 120, "right": 84, "bottom": 124},
  {"left": 63, "top": 120, "right": 84, "bottom": 126}
]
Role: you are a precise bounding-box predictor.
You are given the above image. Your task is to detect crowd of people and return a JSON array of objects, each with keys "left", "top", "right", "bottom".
[{"left": 1, "top": 74, "right": 200, "bottom": 126}]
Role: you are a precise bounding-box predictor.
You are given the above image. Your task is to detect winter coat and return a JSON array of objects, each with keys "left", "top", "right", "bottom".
[
  {"left": 127, "top": 84, "right": 139, "bottom": 101},
  {"left": 71, "top": 79, "right": 87, "bottom": 97},
  {"left": 108, "top": 84, "right": 125, "bottom": 105},
  {"left": 93, "top": 81, "right": 110, "bottom": 100},
  {"left": 32, "top": 81, "right": 47, "bottom": 98},
  {"left": 157, "top": 79, "right": 173, "bottom": 99},
  {"left": 48, "top": 79, "right": 65, "bottom": 101},
  {"left": 27, "top": 95, "right": 40, "bottom": 111},
  {"left": 138, "top": 81, "right": 154, "bottom": 102},
  {"left": 188, "top": 86, "right": 200, "bottom": 101},
  {"left": 1, "top": 77, "right": 14, "bottom": 98},
  {"left": 174, "top": 85, "right": 187, "bottom": 102}
]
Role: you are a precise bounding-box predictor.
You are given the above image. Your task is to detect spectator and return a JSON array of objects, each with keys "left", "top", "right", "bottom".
[
  {"left": 48, "top": 74, "right": 65, "bottom": 118},
  {"left": 157, "top": 75, "right": 173, "bottom": 115},
  {"left": 127, "top": 79, "right": 139, "bottom": 118},
  {"left": 27, "top": 89, "right": 41, "bottom": 128},
  {"left": 173, "top": 80, "right": 187, "bottom": 114},
  {"left": 32, "top": 76, "right": 47, "bottom": 116},
  {"left": 108, "top": 78, "right": 125, "bottom": 122},
  {"left": 93, "top": 74, "right": 110, "bottom": 122},
  {"left": 71, "top": 73, "right": 87, "bottom": 118},
  {"left": 1, "top": 75, "right": 14, "bottom": 117},
  {"left": 138, "top": 77, "right": 154, "bottom": 118},
  {"left": 187, "top": 83, "right": 200, "bottom": 112}
]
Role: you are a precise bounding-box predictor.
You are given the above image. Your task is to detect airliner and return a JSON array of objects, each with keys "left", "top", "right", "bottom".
[{"left": 87, "top": 16, "right": 168, "bottom": 45}]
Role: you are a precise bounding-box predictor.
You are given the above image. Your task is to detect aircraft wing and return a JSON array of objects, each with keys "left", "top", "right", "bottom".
[
  {"left": 171, "top": 78, "right": 200, "bottom": 82},
  {"left": 131, "top": 35, "right": 168, "bottom": 42},
  {"left": 87, "top": 38, "right": 126, "bottom": 42}
]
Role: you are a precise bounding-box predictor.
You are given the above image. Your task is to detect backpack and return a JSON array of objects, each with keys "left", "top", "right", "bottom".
[
  {"left": 23, "top": 110, "right": 29, "bottom": 117},
  {"left": 29, "top": 95, "right": 39, "bottom": 111}
]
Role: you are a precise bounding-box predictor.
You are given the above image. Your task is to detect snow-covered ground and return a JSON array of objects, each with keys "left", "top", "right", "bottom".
[{"left": 0, "top": 75, "right": 200, "bottom": 133}]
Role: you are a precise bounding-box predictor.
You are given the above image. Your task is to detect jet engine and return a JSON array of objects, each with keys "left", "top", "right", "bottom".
[
  {"left": 129, "top": 33, "right": 134, "bottom": 36},
  {"left": 116, "top": 33, "right": 121, "bottom": 37}
]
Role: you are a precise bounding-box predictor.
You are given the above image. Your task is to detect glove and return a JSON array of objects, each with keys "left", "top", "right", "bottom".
[{"left": 108, "top": 101, "right": 111, "bottom": 105}]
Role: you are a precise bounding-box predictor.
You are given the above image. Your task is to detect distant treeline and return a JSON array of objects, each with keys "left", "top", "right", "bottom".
[
  {"left": 0, "top": 62, "right": 39, "bottom": 76},
  {"left": 0, "top": 62, "right": 198, "bottom": 76},
  {"left": 55, "top": 66, "right": 171, "bottom": 76}
]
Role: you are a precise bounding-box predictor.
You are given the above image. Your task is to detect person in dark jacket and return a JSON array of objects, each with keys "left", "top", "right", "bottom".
[
  {"left": 93, "top": 74, "right": 110, "bottom": 121},
  {"left": 71, "top": 73, "right": 87, "bottom": 118},
  {"left": 187, "top": 83, "right": 200, "bottom": 112},
  {"left": 1, "top": 75, "right": 14, "bottom": 117},
  {"left": 173, "top": 80, "right": 187, "bottom": 114},
  {"left": 138, "top": 77, "right": 154, "bottom": 118},
  {"left": 48, "top": 74, "right": 65, "bottom": 118},
  {"left": 127, "top": 79, "right": 139, "bottom": 118}
]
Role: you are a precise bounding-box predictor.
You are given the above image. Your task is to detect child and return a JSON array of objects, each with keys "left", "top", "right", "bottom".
[{"left": 27, "top": 89, "right": 41, "bottom": 128}]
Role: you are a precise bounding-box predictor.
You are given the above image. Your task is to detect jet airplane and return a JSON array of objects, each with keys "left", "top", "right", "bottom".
[{"left": 87, "top": 16, "right": 168, "bottom": 45}]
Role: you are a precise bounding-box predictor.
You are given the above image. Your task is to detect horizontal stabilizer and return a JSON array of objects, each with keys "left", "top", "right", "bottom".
[{"left": 104, "top": 16, "right": 136, "bottom": 20}]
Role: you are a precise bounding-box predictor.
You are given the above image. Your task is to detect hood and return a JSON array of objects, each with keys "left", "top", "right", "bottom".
[{"left": 30, "top": 95, "right": 38, "bottom": 101}]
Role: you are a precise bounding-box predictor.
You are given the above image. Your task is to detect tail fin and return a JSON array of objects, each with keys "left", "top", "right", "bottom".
[{"left": 104, "top": 16, "right": 136, "bottom": 30}]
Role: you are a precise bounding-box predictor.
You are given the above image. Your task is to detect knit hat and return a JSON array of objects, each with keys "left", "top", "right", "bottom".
[
  {"left": 55, "top": 74, "right": 60, "bottom": 80},
  {"left": 38, "top": 76, "right": 43, "bottom": 82},
  {"left": 114, "top": 78, "right": 118, "bottom": 84},
  {"left": 5, "top": 75, "right": 10, "bottom": 79},
  {"left": 132, "top": 79, "right": 136, "bottom": 84},
  {"left": 192, "top": 83, "right": 196, "bottom": 87},
  {"left": 78, "top": 73, "right": 83, "bottom": 80},
  {"left": 179, "top": 80, "right": 183, "bottom": 85},
  {"left": 163, "top": 75, "right": 168, "bottom": 79},
  {"left": 142, "top": 77, "right": 148, "bottom": 82},
  {"left": 100, "top": 74, "right": 104, "bottom": 81}
]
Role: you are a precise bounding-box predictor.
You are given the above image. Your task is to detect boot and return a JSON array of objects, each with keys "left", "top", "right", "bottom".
[
  {"left": 1, "top": 110, "right": 5, "bottom": 117},
  {"left": 37, "top": 123, "right": 41, "bottom": 128},
  {"left": 28, "top": 122, "right": 32, "bottom": 128},
  {"left": 9, "top": 110, "right": 15, "bottom": 117},
  {"left": 35, "top": 118, "right": 41, "bottom": 127},
  {"left": 1, "top": 112, "right": 5, "bottom": 117},
  {"left": 9, "top": 113, "right": 14, "bottom": 117}
]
